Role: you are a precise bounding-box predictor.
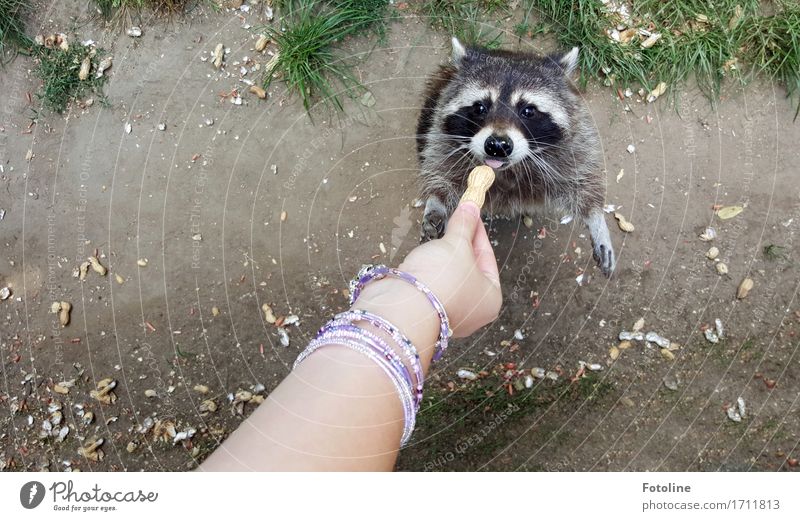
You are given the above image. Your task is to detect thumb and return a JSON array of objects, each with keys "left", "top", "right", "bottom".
[{"left": 444, "top": 202, "right": 481, "bottom": 244}]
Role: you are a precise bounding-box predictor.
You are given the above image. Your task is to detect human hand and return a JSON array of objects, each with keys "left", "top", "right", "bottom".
[{"left": 399, "top": 202, "right": 501, "bottom": 337}]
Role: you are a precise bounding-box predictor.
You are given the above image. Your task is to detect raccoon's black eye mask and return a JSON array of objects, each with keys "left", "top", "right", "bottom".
[
  {"left": 471, "top": 101, "right": 489, "bottom": 116},
  {"left": 519, "top": 104, "right": 537, "bottom": 118}
]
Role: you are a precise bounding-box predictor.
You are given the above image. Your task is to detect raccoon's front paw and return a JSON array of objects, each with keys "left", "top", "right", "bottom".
[
  {"left": 421, "top": 210, "right": 446, "bottom": 243},
  {"left": 421, "top": 199, "right": 448, "bottom": 243},
  {"left": 592, "top": 240, "right": 616, "bottom": 277}
]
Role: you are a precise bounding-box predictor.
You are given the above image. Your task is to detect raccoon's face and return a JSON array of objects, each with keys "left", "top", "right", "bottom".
[{"left": 438, "top": 39, "right": 580, "bottom": 171}]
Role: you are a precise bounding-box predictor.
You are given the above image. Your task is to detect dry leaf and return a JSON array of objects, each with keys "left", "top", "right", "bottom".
[{"left": 717, "top": 206, "right": 744, "bottom": 220}]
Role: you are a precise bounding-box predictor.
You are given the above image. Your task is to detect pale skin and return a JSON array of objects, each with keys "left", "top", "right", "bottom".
[{"left": 200, "top": 202, "right": 501, "bottom": 471}]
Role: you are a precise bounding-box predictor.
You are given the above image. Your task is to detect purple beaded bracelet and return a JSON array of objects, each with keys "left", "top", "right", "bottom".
[
  {"left": 325, "top": 310, "right": 424, "bottom": 409},
  {"left": 294, "top": 330, "right": 416, "bottom": 445},
  {"left": 314, "top": 322, "right": 416, "bottom": 402},
  {"left": 349, "top": 264, "right": 451, "bottom": 361}
]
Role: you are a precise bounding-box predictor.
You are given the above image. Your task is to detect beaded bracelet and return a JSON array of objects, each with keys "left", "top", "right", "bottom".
[
  {"left": 349, "top": 264, "right": 451, "bottom": 361},
  {"left": 324, "top": 310, "right": 424, "bottom": 409},
  {"left": 313, "top": 322, "right": 416, "bottom": 403},
  {"left": 294, "top": 330, "right": 416, "bottom": 445}
]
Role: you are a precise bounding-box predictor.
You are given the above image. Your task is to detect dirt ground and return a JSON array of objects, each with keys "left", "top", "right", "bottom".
[{"left": 1, "top": 1, "right": 799, "bottom": 472}]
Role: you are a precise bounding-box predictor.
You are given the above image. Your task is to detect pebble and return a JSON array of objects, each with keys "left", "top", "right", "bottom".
[
  {"left": 457, "top": 369, "right": 477, "bottom": 380},
  {"left": 277, "top": 327, "right": 290, "bottom": 347},
  {"left": 699, "top": 227, "right": 716, "bottom": 241}
]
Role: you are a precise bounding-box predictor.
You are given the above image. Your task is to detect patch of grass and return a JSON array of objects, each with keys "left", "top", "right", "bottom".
[
  {"left": 33, "top": 42, "right": 109, "bottom": 113},
  {"left": 92, "top": 0, "right": 192, "bottom": 19},
  {"left": 0, "top": 0, "right": 32, "bottom": 62},
  {"left": 262, "top": 0, "right": 390, "bottom": 113},
  {"left": 521, "top": 0, "right": 800, "bottom": 110},
  {"left": 419, "top": 0, "right": 508, "bottom": 49},
  {"left": 763, "top": 243, "right": 788, "bottom": 261},
  {"left": 406, "top": 371, "right": 613, "bottom": 469},
  {"left": 738, "top": 2, "right": 800, "bottom": 118}
]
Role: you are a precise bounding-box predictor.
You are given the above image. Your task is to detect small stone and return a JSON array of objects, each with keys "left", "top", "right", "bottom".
[
  {"left": 277, "top": 327, "right": 290, "bottom": 347},
  {"left": 157, "top": 123, "right": 166, "bottom": 131},
  {"left": 457, "top": 369, "right": 477, "bottom": 380},
  {"left": 211, "top": 306, "right": 220, "bottom": 317},
  {"left": 126, "top": 26, "right": 142, "bottom": 37},
  {"left": 626, "top": 144, "right": 636, "bottom": 154},
  {"left": 699, "top": 227, "right": 717, "bottom": 241},
  {"left": 144, "top": 389, "right": 157, "bottom": 398},
  {"left": 662, "top": 375, "right": 679, "bottom": 391},
  {"left": 193, "top": 384, "right": 210, "bottom": 394},
  {"left": 609, "top": 346, "right": 620, "bottom": 360},
  {"left": 706, "top": 246, "right": 719, "bottom": 260},
  {"left": 716, "top": 262, "right": 728, "bottom": 275},
  {"left": 660, "top": 348, "right": 675, "bottom": 360}
]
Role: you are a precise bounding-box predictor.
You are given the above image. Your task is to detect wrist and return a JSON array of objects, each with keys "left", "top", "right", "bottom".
[{"left": 352, "top": 277, "right": 440, "bottom": 372}]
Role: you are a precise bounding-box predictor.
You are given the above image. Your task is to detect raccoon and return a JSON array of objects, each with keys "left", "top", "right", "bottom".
[{"left": 417, "top": 38, "right": 615, "bottom": 275}]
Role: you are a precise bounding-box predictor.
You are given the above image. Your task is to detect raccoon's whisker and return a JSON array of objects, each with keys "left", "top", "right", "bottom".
[
  {"left": 523, "top": 150, "right": 578, "bottom": 188},
  {"left": 427, "top": 145, "right": 472, "bottom": 177},
  {"left": 419, "top": 132, "right": 470, "bottom": 141}
]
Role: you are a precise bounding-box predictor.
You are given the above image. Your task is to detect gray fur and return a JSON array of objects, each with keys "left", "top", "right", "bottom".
[{"left": 417, "top": 40, "right": 615, "bottom": 275}]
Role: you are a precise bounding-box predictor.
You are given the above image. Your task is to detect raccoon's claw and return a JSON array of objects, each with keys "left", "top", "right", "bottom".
[
  {"left": 421, "top": 197, "right": 448, "bottom": 243},
  {"left": 420, "top": 212, "right": 446, "bottom": 243},
  {"left": 592, "top": 241, "right": 616, "bottom": 277}
]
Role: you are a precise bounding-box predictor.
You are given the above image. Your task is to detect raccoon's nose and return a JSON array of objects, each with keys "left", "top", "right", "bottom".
[{"left": 484, "top": 135, "right": 513, "bottom": 158}]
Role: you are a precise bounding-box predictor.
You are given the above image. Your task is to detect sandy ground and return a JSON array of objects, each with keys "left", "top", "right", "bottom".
[{"left": 1, "top": 1, "right": 799, "bottom": 472}]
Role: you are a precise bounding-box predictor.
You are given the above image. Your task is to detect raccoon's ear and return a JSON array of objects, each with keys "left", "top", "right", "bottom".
[
  {"left": 450, "top": 37, "right": 467, "bottom": 67},
  {"left": 559, "top": 47, "right": 580, "bottom": 76}
]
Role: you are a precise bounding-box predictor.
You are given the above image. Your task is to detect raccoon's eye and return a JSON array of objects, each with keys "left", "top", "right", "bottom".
[
  {"left": 472, "top": 101, "right": 488, "bottom": 115},
  {"left": 520, "top": 105, "right": 538, "bottom": 118}
]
